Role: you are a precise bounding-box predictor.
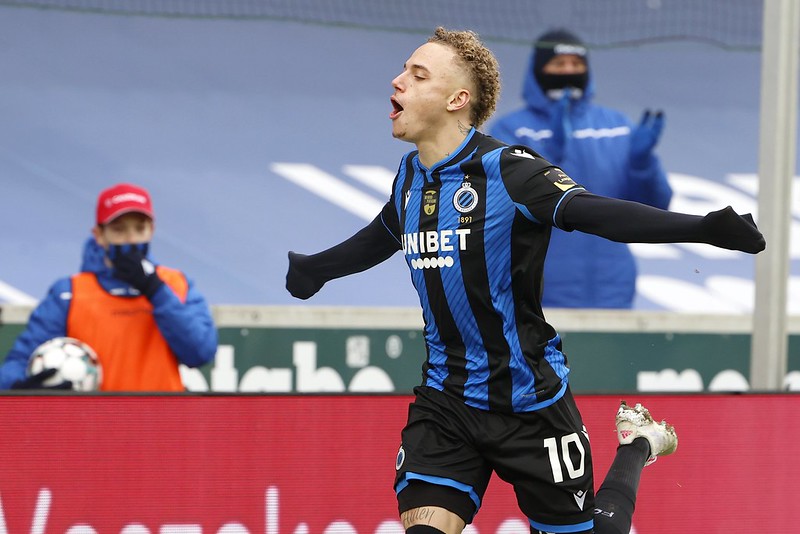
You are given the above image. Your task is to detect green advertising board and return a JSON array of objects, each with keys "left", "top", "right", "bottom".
[{"left": 2, "top": 305, "right": 799, "bottom": 393}]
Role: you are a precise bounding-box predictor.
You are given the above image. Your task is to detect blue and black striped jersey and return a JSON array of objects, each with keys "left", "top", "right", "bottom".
[{"left": 380, "top": 128, "right": 586, "bottom": 413}]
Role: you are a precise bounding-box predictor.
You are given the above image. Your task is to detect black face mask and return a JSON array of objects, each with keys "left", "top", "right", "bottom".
[
  {"left": 537, "top": 72, "right": 589, "bottom": 94},
  {"left": 107, "top": 242, "right": 149, "bottom": 263}
]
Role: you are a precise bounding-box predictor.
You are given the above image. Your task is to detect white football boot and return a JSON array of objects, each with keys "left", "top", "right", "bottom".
[{"left": 615, "top": 401, "right": 678, "bottom": 466}]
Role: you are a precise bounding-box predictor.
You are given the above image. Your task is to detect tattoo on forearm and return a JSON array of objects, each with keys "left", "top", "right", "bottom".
[{"left": 402, "top": 507, "right": 437, "bottom": 528}]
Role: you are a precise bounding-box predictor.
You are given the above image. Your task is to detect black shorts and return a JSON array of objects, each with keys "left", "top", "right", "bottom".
[{"left": 395, "top": 386, "right": 594, "bottom": 533}]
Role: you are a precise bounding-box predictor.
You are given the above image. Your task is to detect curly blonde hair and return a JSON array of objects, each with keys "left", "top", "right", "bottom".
[{"left": 428, "top": 26, "right": 500, "bottom": 128}]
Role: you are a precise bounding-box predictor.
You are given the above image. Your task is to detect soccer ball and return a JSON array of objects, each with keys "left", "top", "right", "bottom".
[{"left": 26, "top": 337, "right": 103, "bottom": 391}]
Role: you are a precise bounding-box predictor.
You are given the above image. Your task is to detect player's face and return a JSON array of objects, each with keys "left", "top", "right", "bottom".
[
  {"left": 390, "top": 42, "right": 467, "bottom": 143},
  {"left": 94, "top": 212, "right": 154, "bottom": 248},
  {"left": 542, "top": 54, "right": 587, "bottom": 75}
]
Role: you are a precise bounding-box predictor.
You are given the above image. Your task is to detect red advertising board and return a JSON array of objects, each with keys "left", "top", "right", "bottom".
[{"left": 0, "top": 394, "right": 796, "bottom": 533}]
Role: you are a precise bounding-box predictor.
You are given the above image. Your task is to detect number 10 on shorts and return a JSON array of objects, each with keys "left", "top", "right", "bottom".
[{"left": 543, "top": 433, "right": 586, "bottom": 483}]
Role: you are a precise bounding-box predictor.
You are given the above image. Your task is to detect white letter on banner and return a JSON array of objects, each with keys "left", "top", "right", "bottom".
[
  {"left": 31, "top": 488, "right": 51, "bottom": 534},
  {"left": 217, "top": 523, "right": 250, "bottom": 534},
  {"left": 293, "top": 342, "right": 345, "bottom": 392}
]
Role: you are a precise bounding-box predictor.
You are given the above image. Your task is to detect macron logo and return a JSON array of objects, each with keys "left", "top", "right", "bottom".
[
  {"left": 573, "top": 490, "right": 587, "bottom": 510},
  {"left": 510, "top": 148, "right": 535, "bottom": 160}
]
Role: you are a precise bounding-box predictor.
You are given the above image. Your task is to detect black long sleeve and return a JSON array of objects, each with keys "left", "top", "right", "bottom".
[
  {"left": 561, "top": 193, "right": 765, "bottom": 253},
  {"left": 286, "top": 210, "right": 401, "bottom": 299}
]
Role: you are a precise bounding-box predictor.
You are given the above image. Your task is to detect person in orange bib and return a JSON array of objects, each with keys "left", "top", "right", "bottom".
[{"left": 1, "top": 183, "right": 217, "bottom": 391}]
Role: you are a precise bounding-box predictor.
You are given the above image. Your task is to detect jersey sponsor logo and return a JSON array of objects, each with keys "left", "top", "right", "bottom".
[
  {"left": 402, "top": 229, "right": 471, "bottom": 255},
  {"left": 545, "top": 169, "right": 578, "bottom": 192},
  {"left": 509, "top": 147, "right": 536, "bottom": 160},
  {"left": 410, "top": 256, "right": 456, "bottom": 270},
  {"left": 402, "top": 229, "right": 471, "bottom": 270},
  {"left": 453, "top": 179, "right": 479, "bottom": 214},
  {"left": 423, "top": 189, "right": 437, "bottom": 216}
]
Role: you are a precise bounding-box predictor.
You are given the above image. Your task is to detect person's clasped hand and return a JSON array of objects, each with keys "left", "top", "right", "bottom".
[
  {"left": 629, "top": 110, "right": 665, "bottom": 169},
  {"left": 110, "top": 244, "right": 164, "bottom": 299},
  {"left": 11, "top": 368, "right": 73, "bottom": 390}
]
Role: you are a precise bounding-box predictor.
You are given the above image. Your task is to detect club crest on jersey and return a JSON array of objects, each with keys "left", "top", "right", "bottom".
[
  {"left": 396, "top": 446, "right": 405, "bottom": 470},
  {"left": 453, "top": 180, "right": 478, "bottom": 214},
  {"left": 423, "top": 189, "right": 437, "bottom": 216}
]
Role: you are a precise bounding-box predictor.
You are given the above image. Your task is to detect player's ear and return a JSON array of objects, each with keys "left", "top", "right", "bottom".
[
  {"left": 447, "top": 88, "right": 471, "bottom": 112},
  {"left": 91, "top": 225, "right": 105, "bottom": 247}
]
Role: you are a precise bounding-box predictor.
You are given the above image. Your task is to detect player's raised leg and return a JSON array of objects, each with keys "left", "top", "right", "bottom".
[{"left": 593, "top": 401, "right": 678, "bottom": 534}]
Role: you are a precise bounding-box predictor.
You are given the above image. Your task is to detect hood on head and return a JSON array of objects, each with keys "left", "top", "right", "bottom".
[{"left": 522, "top": 29, "right": 595, "bottom": 112}]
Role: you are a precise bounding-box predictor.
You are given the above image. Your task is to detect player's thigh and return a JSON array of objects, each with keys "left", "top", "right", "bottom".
[
  {"left": 398, "top": 481, "right": 476, "bottom": 533},
  {"left": 395, "top": 388, "right": 493, "bottom": 525},
  {"left": 401, "top": 504, "right": 465, "bottom": 534},
  {"left": 491, "top": 391, "right": 595, "bottom": 533}
]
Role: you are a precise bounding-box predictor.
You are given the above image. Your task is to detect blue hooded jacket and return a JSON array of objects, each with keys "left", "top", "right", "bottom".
[
  {"left": 489, "top": 48, "right": 673, "bottom": 308},
  {"left": 0, "top": 238, "right": 217, "bottom": 388}
]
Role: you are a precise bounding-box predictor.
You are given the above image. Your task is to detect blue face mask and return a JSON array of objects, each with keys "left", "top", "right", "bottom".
[{"left": 107, "top": 242, "right": 149, "bottom": 262}]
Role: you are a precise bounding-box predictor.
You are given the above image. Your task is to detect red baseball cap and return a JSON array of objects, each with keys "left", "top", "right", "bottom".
[{"left": 96, "top": 183, "right": 155, "bottom": 225}]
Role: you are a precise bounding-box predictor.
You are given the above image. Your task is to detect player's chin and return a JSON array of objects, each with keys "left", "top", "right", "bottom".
[
  {"left": 390, "top": 123, "right": 412, "bottom": 142},
  {"left": 390, "top": 126, "right": 405, "bottom": 140}
]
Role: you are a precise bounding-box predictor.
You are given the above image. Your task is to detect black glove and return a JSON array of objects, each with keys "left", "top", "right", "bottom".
[
  {"left": 286, "top": 251, "right": 325, "bottom": 300},
  {"left": 11, "top": 368, "right": 73, "bottom": 390},
  {"left": 701, "top": 206, "right": 766, "bottom": 254},
  {"left": 112, "top": 247, "right": 164, "bottom": 299}
]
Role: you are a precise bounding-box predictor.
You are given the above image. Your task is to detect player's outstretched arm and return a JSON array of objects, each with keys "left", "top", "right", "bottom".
[
  {"left": 562, "top": 193, "right": 766, "bottom": 253},
  {"left": 286, "top": 211, "right": 402, "bottom": 300}
]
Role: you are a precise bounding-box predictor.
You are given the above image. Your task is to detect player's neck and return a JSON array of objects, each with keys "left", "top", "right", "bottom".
[{"left": 416, "top": 121, "right": 473, "bottom": 168}]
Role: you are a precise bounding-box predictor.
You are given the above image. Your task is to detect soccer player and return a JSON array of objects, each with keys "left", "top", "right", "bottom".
[
  {"left": 286, "top": 27, "right": 763, "bottom": 534},
  {"left": 0, "top": 183, "right": 217, "bottom": 391}
]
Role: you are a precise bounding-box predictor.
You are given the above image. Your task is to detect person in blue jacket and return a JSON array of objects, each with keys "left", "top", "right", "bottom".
[
  {"left": 0, "top": 183, "right": 217, "bottom": 390},
  {"left": 490, "top": 29, "right": 673, "bottom": 308}
]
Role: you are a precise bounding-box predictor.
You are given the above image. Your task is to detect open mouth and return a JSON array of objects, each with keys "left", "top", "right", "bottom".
[{"left": 390, "top": 97, "right": 404, "bottom": 119}]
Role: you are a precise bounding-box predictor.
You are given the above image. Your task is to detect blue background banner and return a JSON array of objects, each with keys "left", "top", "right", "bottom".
[{"left": 1, "top": 4, "right": 796, "bottom": 311}]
